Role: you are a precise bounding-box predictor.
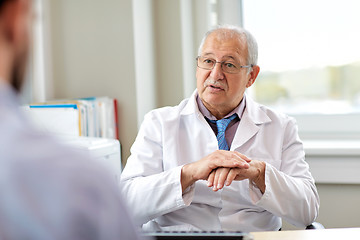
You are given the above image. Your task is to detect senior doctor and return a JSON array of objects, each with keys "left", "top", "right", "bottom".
[{"left": 121, "top": 25, "right": 319, "bottom": 232}]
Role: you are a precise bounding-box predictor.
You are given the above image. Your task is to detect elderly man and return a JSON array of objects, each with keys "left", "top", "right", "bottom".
[
  {"left": 0, "top": 0, "right": 142, "bottom": 239},
  {"left": 121, "top": 25, "right": 319, "bottom": 232}
]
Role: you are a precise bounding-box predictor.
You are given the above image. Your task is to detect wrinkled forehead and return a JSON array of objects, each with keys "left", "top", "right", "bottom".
[{"left": 201, "top": 29, "right": 248, "bottom": 59}]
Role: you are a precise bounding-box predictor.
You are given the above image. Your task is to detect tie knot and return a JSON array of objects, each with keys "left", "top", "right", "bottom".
[{"left": 215, "top": 114, "right": 237, "bottom": 133}]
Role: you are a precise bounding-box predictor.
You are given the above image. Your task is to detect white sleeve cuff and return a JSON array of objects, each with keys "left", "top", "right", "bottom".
[
  {"left": 249, "top": 163, "right": 270, "bottom": 204},
  {"left": 175, "top": 165, "right": 195, "bottom": 207}
]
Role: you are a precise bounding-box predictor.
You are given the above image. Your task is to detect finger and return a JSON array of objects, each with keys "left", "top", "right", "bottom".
[
  {"left": 205, "top": 151, "right": 249, "bottom": 175},
  {"left": 212, "top": 151, "right": 249, "bottom": 169},
  {"left": 225, "top": 168, "right": 239, "bottom": 186},
  {"left": 228, "top": 154, "right": 250, "bottom": 169},
  {"left": 207, "top": 170, "right": 215, "bottom": 187},
  {"left": 232, "top": 152, "right": 252, "bottom": 163},
  {"left": 216, "top": 168, "right": 230, "bottom": 190},
  {"left": 212, "top": 169, "right": 220, "bottom": 191},
  {"left": 212, "top": 168, "right": 222, "bottom": 191}
]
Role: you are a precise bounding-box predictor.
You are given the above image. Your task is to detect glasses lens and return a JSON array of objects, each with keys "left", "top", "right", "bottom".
[
  {"left": 221, "top": 62, "right": 239, "bottom": 74},
  {"left": 197, "top": 57, "right": 215, "bottom": 70},
  {"left": 197, "top": 56, "right": 247, "bottom": 73}
]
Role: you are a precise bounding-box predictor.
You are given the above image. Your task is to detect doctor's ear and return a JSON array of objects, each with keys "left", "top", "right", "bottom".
[{"left": 246, "top": 65, "right": 260, "bottom": 88}]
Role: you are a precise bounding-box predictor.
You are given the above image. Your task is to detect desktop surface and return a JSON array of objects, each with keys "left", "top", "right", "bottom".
[{"left": 251, "top": 227, "right": 360, "bottom": 240}]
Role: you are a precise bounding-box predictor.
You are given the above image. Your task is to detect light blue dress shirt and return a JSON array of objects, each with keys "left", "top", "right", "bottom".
[{"left": 0, "top": 82, "right": 145, "bottom": 240}]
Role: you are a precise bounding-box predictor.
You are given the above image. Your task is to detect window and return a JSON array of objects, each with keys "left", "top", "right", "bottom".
[
  {"left": 242, "top": 0, "right": 360, "bottom": 138},
  {"left": 19, "top": 0, "right": 49, "bottom": 104}
]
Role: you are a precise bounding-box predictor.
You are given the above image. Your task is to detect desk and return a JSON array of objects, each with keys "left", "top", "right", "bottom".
[{"left": 251, "top": 228, "right": 360, "bottom": 240}]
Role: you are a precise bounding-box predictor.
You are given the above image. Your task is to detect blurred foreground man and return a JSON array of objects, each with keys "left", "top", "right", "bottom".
[
  {"left": 121, "top": 25, "right": 320, "bottom": 232},
  {"left": 0, "top": 0, "right": 143, "bottom": 239}
]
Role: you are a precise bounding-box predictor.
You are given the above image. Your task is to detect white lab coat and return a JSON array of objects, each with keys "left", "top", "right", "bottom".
[{"left": 121, "top": 90, "right": 319, "bottom": 232}]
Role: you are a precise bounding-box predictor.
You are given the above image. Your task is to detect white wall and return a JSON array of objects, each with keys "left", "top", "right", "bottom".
[
  {"left": 48, "top": 0, "right": 137, "bottom": 163},
  {"left": 48, "top": 0, "right": 204, "bottom": 162},
  {"left": 283, "top": 184, "right": 360, "bottom": 230},
  {"left": 316, "top": 184, "right": 360, "bottom": 228}
]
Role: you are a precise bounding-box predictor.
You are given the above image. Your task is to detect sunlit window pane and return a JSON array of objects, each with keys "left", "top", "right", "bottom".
[{"left": 243, "top": 0, "right": 360, "bottom": 114}]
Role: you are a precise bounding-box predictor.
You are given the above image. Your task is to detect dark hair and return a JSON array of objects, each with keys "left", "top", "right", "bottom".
[{"left": 0, "top": 0, "right": 12, "bottom": 10}]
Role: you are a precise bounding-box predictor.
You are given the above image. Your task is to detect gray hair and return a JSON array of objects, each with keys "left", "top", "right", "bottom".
[{"left": 197, "top": 25, "right": 258, "bottom": 66}]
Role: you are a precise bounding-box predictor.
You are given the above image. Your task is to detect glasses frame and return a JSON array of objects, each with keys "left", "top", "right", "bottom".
[{"left": 196, "top": 56, "right": 253, "bottom": 74}]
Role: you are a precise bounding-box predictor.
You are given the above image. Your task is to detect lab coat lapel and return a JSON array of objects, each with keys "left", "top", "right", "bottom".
[
  {"left": 180, "top": 90, "right": 219, "bottom": 153},
  {"left": 231, "top": 96, "right": 271, "bottom": 150}
]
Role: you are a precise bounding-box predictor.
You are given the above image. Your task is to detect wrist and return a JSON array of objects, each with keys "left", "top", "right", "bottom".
[
  {"left": 181, "top": 164, "right": 196, "bottom": 192},
  {"left": 251, "top": 161, "right": 266, "bottom": 193}
]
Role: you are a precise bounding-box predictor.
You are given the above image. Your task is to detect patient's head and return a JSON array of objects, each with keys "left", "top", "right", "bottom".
[{"left": 0, "top": 0, "right": 32, "bottom": 92}]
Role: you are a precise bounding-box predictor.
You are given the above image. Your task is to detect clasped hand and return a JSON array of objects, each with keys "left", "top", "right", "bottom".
[{"left": 181, "top": 150, "right": 266, "bottom": 193}]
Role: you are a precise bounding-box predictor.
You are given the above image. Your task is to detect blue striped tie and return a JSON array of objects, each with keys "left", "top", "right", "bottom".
[{"left": 213, "top": 114, "right": 237, "bottom": 151}]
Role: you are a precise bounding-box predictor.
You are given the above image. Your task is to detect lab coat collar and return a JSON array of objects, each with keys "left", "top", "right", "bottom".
[
  {"left": 180, "top": 89, "right": 272, "bottom": 149},
  {"left": 180, "top": 89, "right": 201, "bottom": 116},
  {"left": 231, "top": 95, "right": 272, "bottom": 150},
  {"left": 243, "top": 95, "right": 272, "bottom": 125},
  {"left": 180, "top": 89, "right": 271, "bottom": 124}
]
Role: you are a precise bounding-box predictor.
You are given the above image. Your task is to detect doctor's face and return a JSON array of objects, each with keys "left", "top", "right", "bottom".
[{"left": 196, "top": 30, "right": 259, "bottom": 118}]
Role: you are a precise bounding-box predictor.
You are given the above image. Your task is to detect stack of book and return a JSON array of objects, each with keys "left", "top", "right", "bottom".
[{"left": 23, "top": 96, "right": 119, "bottom": 139}]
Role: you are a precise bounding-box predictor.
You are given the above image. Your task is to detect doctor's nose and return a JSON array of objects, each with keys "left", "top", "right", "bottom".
[{"left": 210, "top": 62, "right": 225, "bottom": 80}]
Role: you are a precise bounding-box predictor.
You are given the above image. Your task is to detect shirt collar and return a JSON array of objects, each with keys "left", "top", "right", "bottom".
[
  {"left": 0, "top": 81, "right": 20, "bottom": 109},
  {"left": 196, "top": 94, "right": 247, "bottom": 120}
]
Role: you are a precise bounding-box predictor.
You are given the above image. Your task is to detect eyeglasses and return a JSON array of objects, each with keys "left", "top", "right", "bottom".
[{"left": 196, "top": 56, "right": 253, "bottom": 74}]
